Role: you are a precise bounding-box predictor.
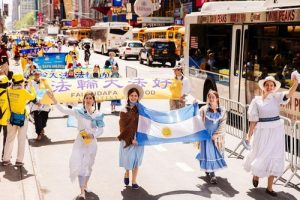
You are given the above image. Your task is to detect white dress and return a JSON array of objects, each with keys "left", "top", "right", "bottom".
[
  {"left": 55, "top": 104, "right": 103, "bottom": 181},
  {"left": 243, "top": 92, "right": 288, "bottom": 178}
]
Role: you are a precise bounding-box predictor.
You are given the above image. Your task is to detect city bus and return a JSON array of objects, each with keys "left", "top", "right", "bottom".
[
  {"left": 66, "top": 28, "right": 90, "bottom": 41},
  {"left": 133, "top": 28, "right": 147, "bottom": 42},
  {"left": 91, "top": 22, "right": 132, "bottom": 54},
  {"left": 184, "top": 0, "right": 300, "bottom": 120},
  {"left": 143, "top": 25, "right": 183, "bottom": 56}
]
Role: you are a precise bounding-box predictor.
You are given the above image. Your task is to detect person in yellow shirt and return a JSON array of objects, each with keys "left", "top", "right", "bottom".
[
  {"left": 0, "top": 75, "right": 9, "bottom": 159},
  {"left": 20, "top": 53, "right": 28, "bottom": 72},
  {"left": 65, "top": 51, "right": 74, "bottom": 67},
  {"left": 169, "top": 65, "right": 191, "bottom": 110},
  {"left": 2, "top": 73, "right": 36, "bottom": 166}
]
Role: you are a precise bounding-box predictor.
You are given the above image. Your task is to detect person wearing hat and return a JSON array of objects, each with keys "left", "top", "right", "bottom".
[
  {"left": 118, "top": 84, "right": 144, "bottom": 190},
  {"left": 2, "top": 73, "right": 36, "bottom": 166},
  {"left": 243, "top": 75, "right": 299, "bottom": 197},
  {"left": 0, "top": 75, "right": 9, "bottom": 159},
  {"left": 169, "top": 65, "right": 191, "bottom": 110},
  {"left": 47, "top": 91, "right": 104, "bottom": 200},
  {"left": 0, "top": 54, "right": 13, "bottom": 80},
  {"left": 29, "top": 69, "right": 52, "bottom": 141}
]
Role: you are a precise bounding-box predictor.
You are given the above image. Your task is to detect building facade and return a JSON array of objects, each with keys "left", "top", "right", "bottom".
[{"left": 20, "top": 0, "right": 35, "bottom": 19}]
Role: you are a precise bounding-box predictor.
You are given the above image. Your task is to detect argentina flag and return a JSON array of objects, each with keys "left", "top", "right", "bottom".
[{"left": 136, "top": 103, "right": 210, "bottom": 145}]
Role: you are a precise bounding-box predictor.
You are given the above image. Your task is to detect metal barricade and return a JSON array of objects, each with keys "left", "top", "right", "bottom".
[
  {"left": 219, "top": 97, "right": 248, "bottom": 158},
  {"left": 274, "top": 118, "right": 297, "bottom": 186}
]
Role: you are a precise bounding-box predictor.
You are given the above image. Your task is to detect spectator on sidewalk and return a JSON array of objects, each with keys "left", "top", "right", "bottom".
[
  {"left": 196, "top": 90, "right": 227, "bottom": 184},
  {"left": 118, "top": 84, "right": 144, "bottom": 190},
  {"left": 47, "top": 91, "right": 104, "bottom": 200},
  {"left": 244, "top": 75, "right": 299, "bottom": 197},
  {"left": 0, "top": 75, "right": 9, "bottom": 159},
  {"left": 2, "top": 73, "right": 36, "bottom": 167}
]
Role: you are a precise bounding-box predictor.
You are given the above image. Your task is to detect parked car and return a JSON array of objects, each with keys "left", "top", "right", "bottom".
[
  {"left": 79, "top": 38, "right": 93, "bottom": 50},
  {"left": 139, "top": 39, "right": 178, "bottom": 67},
  {"left": 118, "top": 41, "right": 144, "bottom": 60},
  {"left": 66, "top": 37, "right": 79, "bottom": 46}
]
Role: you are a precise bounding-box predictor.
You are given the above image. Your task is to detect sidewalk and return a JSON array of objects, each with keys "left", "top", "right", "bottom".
[{"left": 0, "top": 125, "right": 41, "bottom": 200}]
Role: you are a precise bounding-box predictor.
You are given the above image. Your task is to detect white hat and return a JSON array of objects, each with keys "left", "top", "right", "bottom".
[
  {"left": 172, "top": 65, "right": 183, "bottom": 70},
  {"left": 123, "top": 84, "right": 144, "bottom": 101},
  {"left": 258, "top": 76, "right": 281, "bottom": 92}
]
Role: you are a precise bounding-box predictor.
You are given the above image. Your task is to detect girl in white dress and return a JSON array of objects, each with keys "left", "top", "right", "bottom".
[
  {"left": 48, "top": 91, "right": 104, "bottom": 200},
  {"left": 244, "top": 75, "right": 298, "bottom": 197}
]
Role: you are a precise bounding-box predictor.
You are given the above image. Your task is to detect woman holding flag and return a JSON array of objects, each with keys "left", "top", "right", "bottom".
[
  {"left": 196, "top": 90, "right": 227, "bottom": 184},
  {"left": 118, "top": 84, "right": 144, "bottom": 190},
  {"left": 47, "top": 91, "right": 105, "bottom": 199}
]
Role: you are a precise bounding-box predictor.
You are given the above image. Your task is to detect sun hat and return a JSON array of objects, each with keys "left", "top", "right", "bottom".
[
  {"left": 0, "top": 75, "right": 8, "bottom": 84},
  {"left": 12, "top": 73, "right": 24, "bottom": 84},
  {"left": 258, "top": 76, "right": 281, "bottom": 92},
  {"left": 123, "top": 84, "right": 144, "bottom": 101},
  {"left": 172, "top": 65, "right": 183, "bottom": 70}
]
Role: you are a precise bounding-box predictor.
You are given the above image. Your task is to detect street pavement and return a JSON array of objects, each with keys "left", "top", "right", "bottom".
[{"left": 0, "top": 47, "right": 299, "bottom": 200}]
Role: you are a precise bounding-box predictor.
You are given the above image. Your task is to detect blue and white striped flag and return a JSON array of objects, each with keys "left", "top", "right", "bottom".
[{"left": 136, "top": 103, "right": 210, "bottom": 145}]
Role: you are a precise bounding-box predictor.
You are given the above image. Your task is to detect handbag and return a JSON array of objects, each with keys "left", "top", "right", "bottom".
[{"left": 7, "top": 90, "right": 26, "bottom": 127}]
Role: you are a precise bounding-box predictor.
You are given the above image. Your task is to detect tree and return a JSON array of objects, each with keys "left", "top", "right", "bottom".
[{"left": 14, "top": 12, "right": 35, "bottom": 30}]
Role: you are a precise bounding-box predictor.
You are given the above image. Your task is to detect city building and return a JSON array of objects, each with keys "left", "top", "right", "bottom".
[{"left": 20, "top": 0, "right": 35, "bottom": 19}]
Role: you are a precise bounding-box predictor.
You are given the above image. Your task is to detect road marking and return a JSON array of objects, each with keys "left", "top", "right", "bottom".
[
  {"left": 154, "top": 145, "right": 167, "bottom": 152},
  {"left": 176, "top": 162, "right": 194, "bottom": 172}
]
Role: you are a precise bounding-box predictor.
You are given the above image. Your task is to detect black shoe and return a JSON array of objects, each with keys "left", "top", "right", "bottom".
[
  {"left": 124, "top": 177, "right": 129, "bottom": 186},
  {"left": 252, "top": 177, "right": 259, "bottom": 188},
  {"left": 205, "top": 172, "right": 210, "bottom": 177},
  {"left": 265, "top": 189, "right": 277, "bottom": 197},
  {"left": 210, "top": 172, "right": 217, "bottom": 184}
]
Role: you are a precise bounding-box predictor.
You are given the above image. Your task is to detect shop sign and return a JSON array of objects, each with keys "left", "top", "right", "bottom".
[{"left": 134, "top": 0, "right": 153, "bottom": 17}]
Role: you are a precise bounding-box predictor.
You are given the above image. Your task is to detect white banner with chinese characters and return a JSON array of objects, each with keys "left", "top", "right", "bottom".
[{"left": 39, "top": 77, "right": 175, "bottom": 104}]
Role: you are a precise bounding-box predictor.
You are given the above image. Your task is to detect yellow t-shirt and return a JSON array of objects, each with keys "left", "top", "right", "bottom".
[
  {"left": 65, "top": 54, "right": 73, "bottom": 65},
  {"left": 169, "top": 79, "right": 183, "bottom": 100},
  {"left": 20, "top": 57, "right": 28, "bottom": 71},
  {"left": 7, "top": 87, "right": 36, "bottom": 116},
  {"left": 0, "top": 88, "right": 9, "bottom": 125}
]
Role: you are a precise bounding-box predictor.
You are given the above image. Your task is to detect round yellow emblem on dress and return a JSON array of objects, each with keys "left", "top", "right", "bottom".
[{"left": 162, "top": 127, "right": 172, "bottom": 137}]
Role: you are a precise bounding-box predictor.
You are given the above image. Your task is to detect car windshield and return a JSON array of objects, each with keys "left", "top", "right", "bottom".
[
  {"left": 153, "top": 42, "right": 175, "bottom": 49},
  {"left": 129, "top": 43, "right": 143, "bottom": 47}
]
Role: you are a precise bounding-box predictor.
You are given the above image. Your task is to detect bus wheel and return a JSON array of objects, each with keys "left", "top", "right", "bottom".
[{"left": 170, "top": 61, "right": 176, "bottom": 68}]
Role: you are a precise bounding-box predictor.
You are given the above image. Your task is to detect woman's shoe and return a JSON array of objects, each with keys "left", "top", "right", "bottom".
[
  {"left": 265, "top": 189, "right": 277, "bottom": 197},
  {"left": 132, "top": 183, "right": 140, "bottom": 190},
  {"left": 15, "top": 162, "right": 24, "bottom": 167},
  {"left": 124, "top": 177, "right": 129, "bottom": 186},
  {"left": 2, "top": 160, "right": 12, "bottom": 166},
  {"left": 252, "top": 177, "right": 259, "bottom": 188}
]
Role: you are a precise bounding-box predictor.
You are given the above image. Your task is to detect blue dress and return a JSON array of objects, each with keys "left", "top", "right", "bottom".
[
  {"left": 111, "top": 72, "right": 121, "bottom": 106},
  {"left": 196, "top": 109, "right": 227, "bottom": 172},
  {"left": 119, "top": 140, "right": 144, "bottom": 170}
]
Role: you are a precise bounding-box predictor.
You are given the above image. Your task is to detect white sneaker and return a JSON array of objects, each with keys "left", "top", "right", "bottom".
[{"left": 242, "top": 140, "right": 251, "bottom": 150}]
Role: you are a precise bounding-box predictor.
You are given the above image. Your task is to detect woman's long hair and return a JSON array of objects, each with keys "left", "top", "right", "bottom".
[{"left": 126, "top": 88, "right": 140, "bottom": 110}]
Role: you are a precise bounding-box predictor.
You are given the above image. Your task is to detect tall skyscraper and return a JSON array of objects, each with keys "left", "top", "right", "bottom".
[{"left": 20, "top": 0, "right": 35, "bottom": 18}]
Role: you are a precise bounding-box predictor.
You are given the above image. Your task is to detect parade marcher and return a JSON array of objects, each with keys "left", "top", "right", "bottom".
[
  {"left": 20, "top": 53, "right": 28, "bottom": 71},
  {"left": 67, "top": 55, "right": 82, "bottom": 69},
  {"left": 0, "top": 53, "right": 13, "bottom": 80},
  {"left": 243, "top": 75, "right": 299, "bottom": 197},
  {"left": 83, "top": 42, "right": 91, "bottom": 66},
  {"left": 106, "top": 52, "right": 118, "bottom": 69},
  {"left": 2, "top": 73, "right": 36, "bottom": 166},
  {"left": 65, "top": 51, "right": 74, "bottom": 66},
  {"left": 196, "top": 90, "right": 227, "bottom": 184},
  {"left": 169, "top": 65, "right": 191, "bottom": 110},
  {"left": 29, "top": 69, "right": 52, "bottom": 141},
  {"left": 90, "top": 65, "right": 102, "bottom": 111},
  {"left": 0, "top": 75, "right": 9, "bottom": 159},
  {"left": 111, "top": 65, "right": 121, "bottom": 112},
  {"left": 118, "top": 84, "right": 144, "bottom": 190},
  {"left": 47, "top": 91, "right": 104, "bottom": 200}
]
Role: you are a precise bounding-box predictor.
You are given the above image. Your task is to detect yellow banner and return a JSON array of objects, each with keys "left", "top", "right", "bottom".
[
  {"left": 40, "top": 68, "right": 113, "bottom": 79},
  {"left": 40, "top": 78, "right": 173, "bottom": 104}
]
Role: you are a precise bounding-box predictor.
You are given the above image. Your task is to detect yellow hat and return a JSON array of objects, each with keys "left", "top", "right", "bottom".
[
  {"left": 12, "top": 73, "right": 24, "bottom": 83},
  {"left": 0, "top": 75, "right": 8, "bottom": 84}
]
